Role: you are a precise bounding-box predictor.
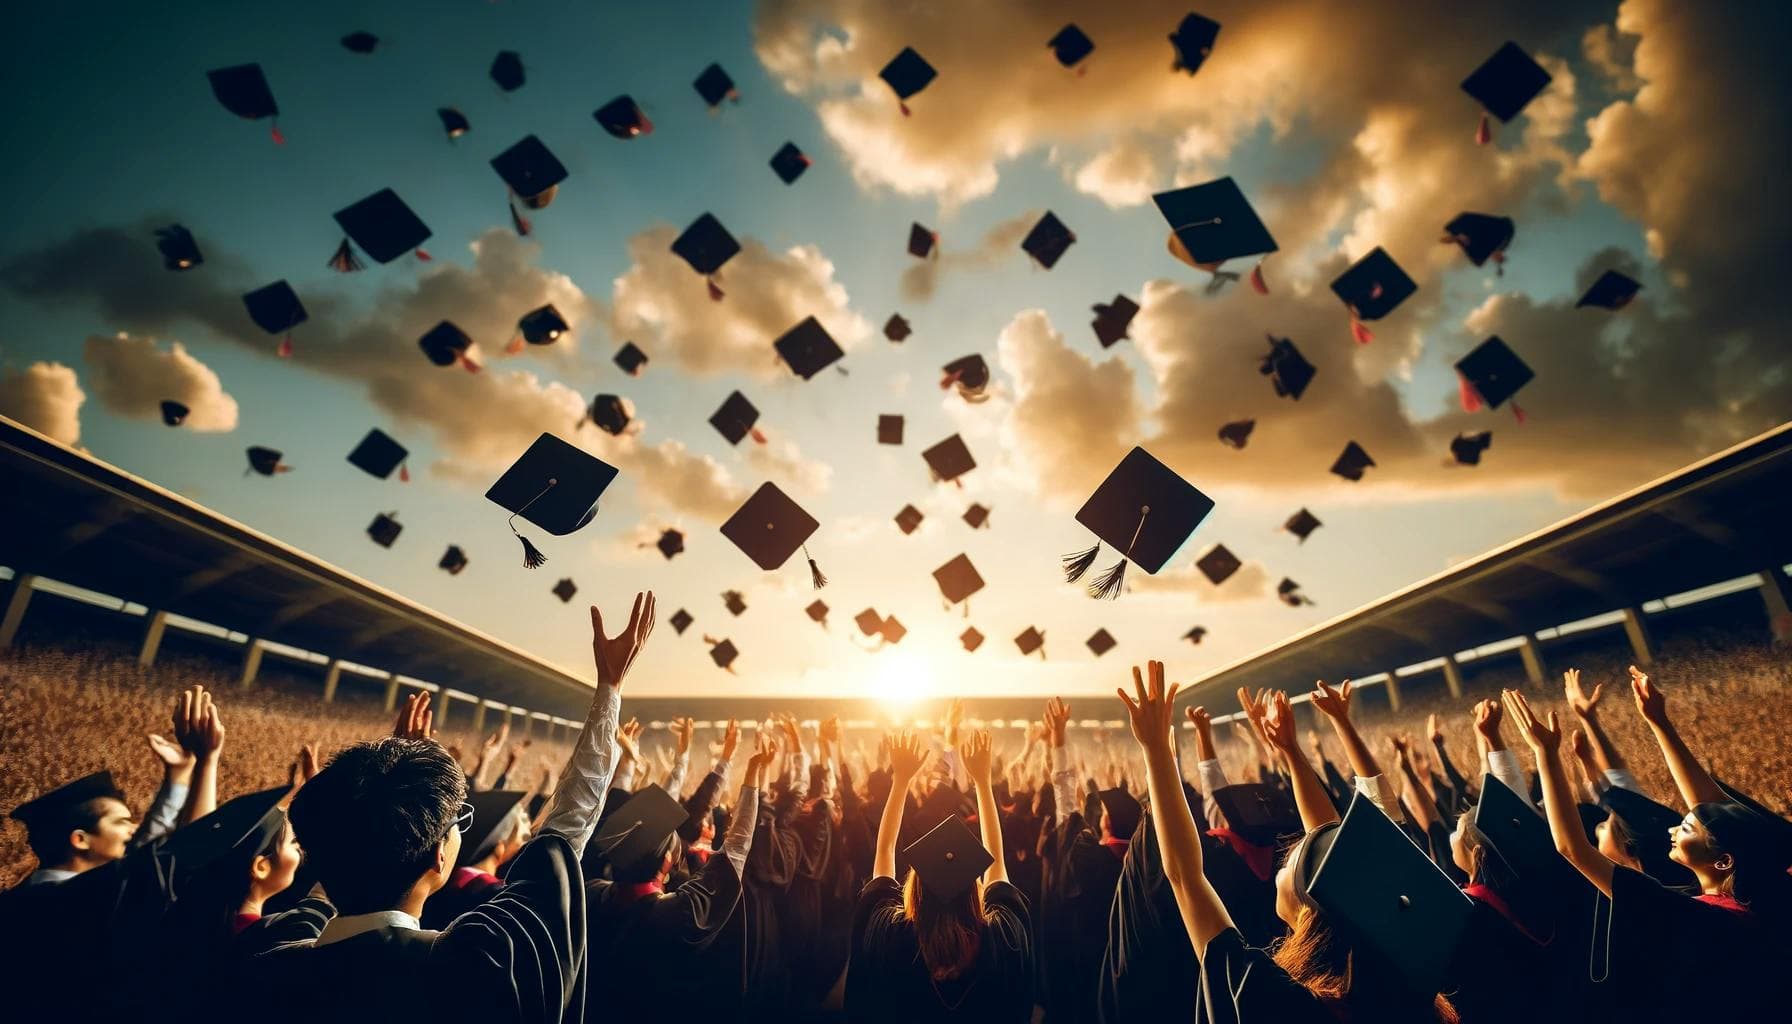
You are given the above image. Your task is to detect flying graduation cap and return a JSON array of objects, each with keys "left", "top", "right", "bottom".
[
  {"left": 1330, "top": 247, "right": 1415, "bottom": 343},
  {"left": 710, "top": 391, "right": 765, "bottom": 446},
  {"left": 490, "top": 51, "right": 525, "bottom": 91},
  {"left": 1577, "top": 269, "right": 1642, "bottom": 310},
  {"left": 206, "top": 64, "right": 283, "bottom": 143},
  {"left": 492, "top": 135, "right": 567, "bottom": 235},
  {"left": 671, "top": 213, "right": 740, "bottom": 301},
  {"left": 614, "top": 342, "right": 648, "bottom": 376},
  {"left": 1218, "top": 418, "right": 1255, "bottom": 449},
  {"left": 347, "top": 428, "right": 410, "bottom": 481},
  {"left": 330, "top": 189, "right": 432, "bottom": 269},
  {"left": 963, "top": 503, "right": 990, "bottom": 529},
  {"left": 367, "top": 512, "right": 403, "bottom": 548},
  {"left": 908, "top": 222, "right": 939, "bottom": 260},
  {"left": 1086, "top": 628, "right": 1117, "bottom": 657},
  {"left": 437, "top": 107, "right": 470, "bottom": 140},
  {"left": 485, "top": 432, "right": 620, "bottom": 568},
  {"left": 669, "top": 609, "right": 693, "bottom": 635},
  {"left": 1441, "top": 213, "right": 1514, "bottom": 272},
  {"left": 723, "top": 590, "right": 748, "bottom": 616},
  {"left": 1462, "top": 41, "right": 1552, "bottom": 146},
  {"left": 881, "top": 616, "right": 908, "bottom": 645},
  {"left": 1284, "top": 508, "right": 1321, "bottom": 543},
  {"left": 1049, "top": 24, "right": 1095, "bottom": 70},
  {"left": 806, "top": 599, "right": 829, "bottom": 627},
  {"left": 1330, "top": 441, "right": 1376, "bottom": 482},
  {"left": 1091, "top": 294, "right": 1139, "bottom": 348},
  {"left": 159, "top": 400, "right": 189, "bottom": 427},
  {"left": 341, "top": 31, "right": 379, "bottom": 54},
  {"left": 1259, "top": 335, "right": 1314, "bottom": 400},
  {"left": 242, "top": 280, "right": 306, "bottom": 357},
  {"left": 552, "top": 578, "right": 578, "bottom": 603},
  {"left": 879, "top": 47, "right": 937, "bottom": 116},
  {"left": 155, "top": 225, "right": 202, "bottom": 270},
  {"left": 854, "top": 608, "right": 884, "bottom": 637},
  {"left": 1168, "top": 13, "right": 1220, "bottom": 75},
  {"left": 594, "top": 95, "right": 653, "bottom": 138},
  {"left": 940, "top": 354, "right": 991, "bottom": 402},
  {"left": 1196, "top": 544, "right": 1241, "bottom": 585},
  {"left": 933, "top": 553, "right": 985, "bottom": 611},
  {"left": 419, "top": 321, "right": 480, "bottom": 372},
  {"left": 439, "top": 545, "right": 469, "bottom": 575},
  {"left": 877, "top": 414, "right": 904, "bottom": 445},
  {"left": 582, "top": 394, "right": 633, "bottom": 437},
  {"left": 1455, "top": 336, "right": 1532, "bottom": 420},
  {"left": 775, "top": 318, "right": 846, "bottom": 380},
  {"left": 245, "top": 446, "right": 290, "bottom": 476},
  {"left": 1277, "top": 578, "right": 1313, "bottom": 607},
  {"left": 1183, "top": 626, "right": 1208, "bottom": 645},
  {"left": 693, "top": 63, "right": 739, "bottom": 108},
  {"left": 1064, "top": 447, "right": 1215, "bottom": 599},
  {"left": 1021, "top": 212, "right": 1076, "bottom": 269},
  {"left": 706, "top": 636, "right": 738, "bottom": 671},
  {"left": 770, "top": 142, "right": 811, "bottom": 184},
  {"left": 1015, "top": 626, "right": 1046, "bottom": 659},
  {"left": 922, "top": 434, "right": 976, "bottom": 485},
  {"left": 1450, "top": 431, "right": 1493, "bottom": 466},
  {"left": 960, "top": 627, "right": 985, "bottom": 652},
  {"left": 884, "top": 314, "right": 912, "bottom": 341},
  {"left": 895, "top": 505, "right": 924, "bottom": 535},
  {"left": 516, "top": 304, "right": 569, "bottom": 350},
  {"left": 653, "top": 529, "right": 684, "bottom": 560},
  {"left": 719, "top": 482, "right": 827, "bottom": 589},
  {"left": 1154, "top": 177, "right": 1275, "bottom": 293}
]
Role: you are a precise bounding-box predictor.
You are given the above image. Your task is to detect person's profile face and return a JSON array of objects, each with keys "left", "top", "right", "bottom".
[
  {"left": 76, "top": 798, "right": 136, "bottom": 863},
  {"left": 1668, "top": 812, "right": 1725, "bottom": 872},
  {"left": 270, "top": 825, "right": 303, "bottom": 893}
]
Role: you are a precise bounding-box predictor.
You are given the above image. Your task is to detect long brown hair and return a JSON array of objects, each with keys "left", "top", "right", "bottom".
[{"left": 902, "top": 867, "right": 983, "bottom": 982}]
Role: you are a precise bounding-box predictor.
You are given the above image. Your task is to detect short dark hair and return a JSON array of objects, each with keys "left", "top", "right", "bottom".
[
  {"left": 24, "top": 796, "right": 115, "bottom": 863},
  {"left": 288, "top": 738, "right": 466, "bottom": 914}
]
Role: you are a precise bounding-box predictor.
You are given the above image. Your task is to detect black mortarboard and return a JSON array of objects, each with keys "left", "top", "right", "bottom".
[
  {"left": 693, "top": 63, "right": 738, "bottom": 107},
  {"left": 491, "top": 135, "right": 567, "bottom": 208},
  {"left": 877, "top": 414, "right": 904, "bottom": 445},
  {"left": 774, "top": 316, "right": 844, "bottom": 380},
  {"left": 1015, "top": 626, "right": 1045, "bottom": 657},
  {"left": 1049, "top": 24, "right": 1095, "bottom": 68},
  {"left": 709, "top": 391, "right": 762, "bottom": 446},
  {"left": 1217, "top": 418, "right": 1254, "bottom": 449},
  {"left": 719, "top": 482, "right": 826, "bottom": 587},
  {"left": 1455, "top": 336, "right": 1532, "bottom": 410},
  {"left": 881, "top": 616, "right": 908, "bottom": 645},
  {"left": 855, "top": 608, "right": 884, "bottom": 636},
  {"left": 1196, "top": 544, "right": 1241, "bottom": 585},
  {"left": 940, "top": 354, "right": 991, "bottom": 402},
  {"left": 1277, "top": 578, "right": 1312, "bottom": 607},
  {"left": 419, "top": 321, "right": 476, "bottom": 368},
  {"left": 1259, "top": 336, "right": 1314, "bottom": 401},
  {"left": 206, "top": 64, "right": 280, "bottom": 137},
  {"left": 1330, "top": 441, "right": 1376, "bottom": 482},
  {"left": 159, "top": 787, "right": 289, "bottom": 887},
  {"left": 1330, "top": 247, "right": 1415, "bottom": 322},
  {"left": 242, "top": 281, "right": 307, "bottom": 335},
  {"left": 1450, "top": 431, "right": 1493, "bottom": 466},
  {"left": 1065, "top": 446, "right": 1215, "bottom": 599},
  {"left": 438, "top": 107, "right": 470, "bottom": 140},
  {"left": 707, "top": 637, "right": 738, "bottom": 669},
  {"left": 594, "top": 95, "right": 652, "bottom": 138},
  {"left": 1091, "top": 294, "right": 1139, "bottom": 348},
  {"left": 1183, "top": 626, "right": 1207, "bottom": 644},
  {"left": 333, "top": 188, "right": 432, "bottom": 265},
  {"left": 439, "top": 545, "right": 469, "bottom": 575},
  {"left": 963, "top": 503, "right": 990, "bottom": 529},
  {"left": 884, "top": 314, "right": 912, "bottom": 341},
  {"left": 671, "top": 212, "right": 740, "bottom": 280},
  {"left": 456, "top": 790, "right": 528, "bottom": 868},
  {"left": 585, "top": 394, "right": 632, "bottom": 436},
  {"left": 341, "top": 32, "right": 379, "bottom": 54},
  {"left": 486, "top": 433, "right": 618, "bottom": 569},
  {"left": 655, "top": 529, "right": 684, "bottom": 560},
  {"left": 933, "top": 553, "right": 985, "bottom": 607},
  {"left": 806, "top": 599, "right": 829, "bottom": 625},
  {"left": 245, "top": 446, "right": 288, "bottom": 476},
  {"left": 160, "top": 400, "right": 189, "bottom": 427},
  {"left": 1442, "top": 213, "right": 1514, "bottom": 268},
  {"left": 347, "top": 429, "right": 408, "bottom": 480},
  {"left": 518, "top": 304, "right": 569, "bottom": 346},
  {"left": 552, "top": 578, "right": 577, "bottom": 603},
  {"left": 957, "top": 627, "right": 983, "bottom": 653},
  {"left": 908, "top": 222, "right": 939, "bottom": 259},
  {"left": 895, "top": 505, "right": 924, "bottom": 535},
  {"left": 9, "top": 771, "right": 124, "bottom": 829},
  {"left": 1210, "top": 783, "right": 1299, "bottom": 846},
  {"left": 770, "top": 142, "right": 811, "bottom": 184},
  {"left": 1021, "top": 211, "right": 1076, "bottom": 269},
  {"left": 1576, "top": 269, "right": 1642, "bottom": 310},
  {"left": 1472, "top": 774, "right": 1558, "bottom": 881},
  {"left": 1307, "top": 795, "right": 1475, "bottom": 1000},
  {"left": 155, "top": 225, "right": 202, "bottom": 270},
  {"left": 902, "top": 814, "right": 991, "bottom": 899},
  {"left": 922, "top": 434, "right": 976, "bottom": 483},
  {"left": 614, "top": 342, "right": 648, "bottom": 376},
  {"left": 880, "top": 47, "right": 937, "bottom": 111},
  {"left": 669, "top": 609, "right": 693, "bottom": 635},
  {"left": 1284, "top": 508, "right": 1321, "bottom": 542},
  {"left": 490, "top": 51, "right": 525, "bottom": 92},
  {"left": 1100, "top": 787, "right": 1142, "bottom": 839},
  {"left": 1087, "top": 628, "right": 1117, "bottom": 657},
  {"left": 1169, "top": 13, "right": 1221, "bottom": 75},
  {"left": 591, "top": 785, "right": 686, "bottom": 872},
  {"left": 1153, "top": 177, "right": 1276, "bottom": 268},
  {"left": 367, "top": 512, "right": 402, "bottom": 548},
  {"left": 1462, "top": 42, "right": 1551, "bottom": 124}
]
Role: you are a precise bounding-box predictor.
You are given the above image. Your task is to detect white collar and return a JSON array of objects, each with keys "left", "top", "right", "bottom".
[
  {"left": 314, "top": 909, "right": 422, "bottom": 946},
  {"left": 26, "top": 868, "right": 77, "bottom": 886}
]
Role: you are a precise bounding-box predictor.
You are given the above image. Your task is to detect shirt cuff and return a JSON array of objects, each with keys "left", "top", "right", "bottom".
[
  {"left": 539, "top": 683, "right": 622, "bottom": 856},
  {"left": 1603, "top": 768, "right": 1645, "bottom": 795},
  {"left": 1354, "top": 774, "right": 1406, "bottom": 823},
  {"left": 712, "top": 757, "right": 731, "bottom": 783},
  {"left": 1486, "top": 749, "right": 1537, "bottom": 811},
  {"left": 722, "top": 785, "right": 759, "bottom": 874},
  {"left": 612, "top": 759, "right": 637, "bottom": 793},
  {"left": 1050, "top": 767, "right": 1077, "bottom": 826}
]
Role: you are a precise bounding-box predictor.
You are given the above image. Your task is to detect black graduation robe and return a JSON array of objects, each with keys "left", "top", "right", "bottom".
[
  {"left": 586, "top": 840, "right": 747, "bottom": 1016},
  {"left": 844, "top": 876, "right": 1034, "bottom": 1023},
  {"left": 1197, "top": 927, "right": 1444, "bottom": 1024},
  {"left": 1098, "top": 810, "right": 1197, "bottom": 1023},
  {"left": 741, "top": 784, "right": 805, "bottom": 1014},
  {"left": 1037, "top": 807, "right": 1124, "bottom": 1022},
  {"left": 1602, "top": 865, "right": 1780, "bottom": 1017}
]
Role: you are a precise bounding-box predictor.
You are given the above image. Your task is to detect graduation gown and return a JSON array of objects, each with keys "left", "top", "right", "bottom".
[
  {"left": 1037, "top": 808, "right": 1123, "bottom": 1022},
  {"left": 238, "top": 832, "right": 587, "bottom": 1024},
  {"left": 844, "top": 876, "right": 1033, "bottom": 1023},
  {"left": 420, "top": 865, "right": 505, "bottom": 930},
  {"left": 1097, "top": 811, "right": 1197, "bottom": 1023},
  {"left": 742, "top": 785, "right": 805, "bottom": 1014},
  {"left": 1601, "top": 865, "right": 1780, "bottom": 1017},
  {"left": 1197, "top": 927, "right": 1445, "bottom": 1024},
  {"left": 586, "top": 843, "right": 747, "bottom": 1016}
]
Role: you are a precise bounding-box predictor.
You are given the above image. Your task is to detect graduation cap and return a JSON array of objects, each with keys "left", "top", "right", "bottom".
[
  {"left": 933, "top": 553, "right": 985, "bottom": 609},
  {"left": 895, "top": 505, "right": 924, "bottom": 535},
  {"left": 1576, "top": 269, "right": 1642, "bottom": 310},
  {"left": 242, "top": 280, "right": 306, "bottom": 356},
  {"left": 671, "top": 213, "right": 740, "bottom": 300},
  {"left": 884, "top": 314, "right": 912, "bottom": 341},
  {"left": 492, "top": 135, "right": 567, "bottom": 237},
  {"left": 963, "top": 503, "right": 990, "bottom": 529},
  {"left": 1455, "top": 336, "right": 1532, "bottom": 415},
  {"left": 1450, "top": 431, "right": 1493, "bottom": 466},
  {"left": 1462, "top": 41, "right": 1552, "bottom": 145},
  {"left": 1021, "top": 211, "right": 1076, "bottom": 269},
  {"left": 367, "top": 512, "right": 403, "bottom": 548},
  {"left": 1086, "top": 628, "right": 1117, "bottom": 657},
  {"left": 419, "top": 321, "right": 480, "bottom": 372},
  {"left": 1015, "top": 626, "right": 1046, "bottom": 658},
  {"left": 160, "top": 400, "right": 189, "bottom": 427},
  {"left": 1284, "top": 508, "right": 1321, "bottom": 543},
  {"left": 1183, "top": 626, "right": 1207, "bottom": 645},
  {"left": 854, "top": 608, "right": 885, "bottom": 636},
  {"left": 693, "top": 63, "right": 739, "bottom": 108},
  {"left": 439, "top": 545, "right": 469, "bottom": 575},
  {"left": 456, "top": 790, "right": 529, "bottom": 869},
  {"left": 877, "top": 414, "right": 904, "bottom": 446},
  {"left": 206, "top": 64, "right": 282, "bottom": 142},
  {"left": 158, "top": 787, "right": 289, "bottom": 889},
  {"left": 1195, "top": 544, "right": 1241, "bottom": 585},
  {"left": 1208, "top": 784, "right": 1300, "bottom": 848},
  {"left": 902, "top": 814, "right": 992, "bottom": 899},
  {"left": 1169, "top": 13, "right": 1221, "bottom": 75},
  {"left": 1330, "top": 441, "right": 1376, "bottom": 482},
  {"left": 1217, "top": 418, "right": 1255, "bottom": 449},
  {"left": 155, "top": 225, "right": 202, "bottom": 270},
  {"left": 1049, "top": 24, "right": 1095, "bottom": 69},
  {"left": 552, "top": 578, "right": 578, "bottom": 603},
  {"left": 613, "top": 342, "right": 648, "bottom": 376},
  {"left": 719, "top": 482, "right": 827, "bottom": 588},
  {"left": 1330, "top": 247, "right": 1415, "bottom": 342},
  {"left": 723, "top": 589, "right": 747, "bottom": 615},
  {"left": 1064, "top": 446, "right": 1215, "bottom": 599},
  {"left": 706, "top": 637, "right": 738, "bottom": 671},
  {"left": 1277, "top": 578, "right": 1312, "bottom": 607},
  {"left": 331, "top": 188, "right": 432, "bottom": 267},
  {"left": 347, "top": 429, "right": 409, "bottom": 481},
  {"left": 591, "top": 785, "right": 687, "bottom": 873},
  {"left": 908, "top": 222, "right": 939, "bottom": 260},
  {"left": 1259, "top": 335, "right": 1314, "bottom": 400},
  {"left": 593, "top": 95, "right": 652, "bottom": 138},
  {"left": 940, "top": 354, "right": 991, "bottom": 402},
  {"left": 245, "top": 446, "right": 290, "bottom": 476},
  {"left": 805, "top": 599, "right": 829, "bottom": 626},
  {"left": 654, "top": 529, "right": 684, "bottom": 560},
  {"left": 437, "top": 107, "right": 470, "bottom": 140},
  {"left": 485, "top": 432, "right": 620, "bottom": 567},
  {"left": 669, "top": 609, "right": 693, "bottom": 635},
  {"left": 9, "top": 771, "right": 125, "bottom": 833},
  {"left": 879, "top": 47, "right": 937, "bottom": 115},
  {"left": 710, "top": 391, "right": 766, "bottom": 447},
  {"left": 583, "top": 394, "right": 632, "bottom": 436},
  {"left": 1441, "top": 212, "right": 1514, "bottom": 271},
  {"left": 1472, "top": 774, "right": 1559, "bottom": 881},
  {"left": 517, "top": 304, "right": 569, "bottom": 348},
  {"left": 960, "top": 627, "right": 984, "bottom": 652},
  {"left": 770, "top": 142, "right": 811, "bottom": 184},
  {"left": 774, "top": 316, "right": 845, "bottom": 379},
  {"left": 340, "top": 31, "right": 378, "bottom": 54},
  {"left": 490, "top": 51, "right": 525, "bottom": 92},
  {"left": 1091, "top": 294, "right": 1139, "bottom": 348},
  {"left": 1154, "top": 177, "right": 1276, "bottom": 291},
  {"left": 1100, "top": 787, "right": 1142, "bottom": 839},
  {"left": 881, "top": 616, "right": 908, "bottom": 645},
  {"left": 922, "top": 434, "right": 976, "bottom": 484}
]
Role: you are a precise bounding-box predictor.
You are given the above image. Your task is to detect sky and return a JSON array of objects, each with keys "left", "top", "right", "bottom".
[{"left": 1, "top": 0, "right": 1788, "bottom": 700}]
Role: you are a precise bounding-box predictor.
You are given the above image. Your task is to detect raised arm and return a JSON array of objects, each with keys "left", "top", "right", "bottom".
[
  {"left": 1504, "top": 689, "right": 1615, "bottom": 897},
  {"left": 1187, "top": 705, "right": 1230, "bottom": 830},
  {"left": 1561, "top": 669, "right": 1623, "bottom": 774},
  {"left": 1310, "top": 679, "right": 1404, "bottom": 822},
  {"left": 1258, "top": 690, "right": 1341, "bottom": 832},
  {"left": 138, "top": 690, "right": 198, "bottom": 847},
  {"left": 960, "top": 730, "right": 1007, "bottom": 886},
  {"left": 873, "top": 731, "right": 929, "bottom": 881},
  {"left": 1044, "top": 697, "right": 1077, "bottom": 827},
  {"left": 1428, "top": 712, "right": 1472, "bottom": 805},
  {"left": 1474, "top": 697, "right": 1534, "bottom": 810},
  {"left": 1390, "top": 735, "right": 1440, "bottom": 834},
  {"left": 174, "top": 686, "right": 224, "bottom": 826},
  {"left": 1629, "top": 665, "right": 1725, "bottom": 810}
]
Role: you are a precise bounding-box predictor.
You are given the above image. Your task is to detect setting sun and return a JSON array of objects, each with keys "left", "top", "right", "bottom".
[{"left": 868, "top": 648, "right": 937, "bottom": 709}]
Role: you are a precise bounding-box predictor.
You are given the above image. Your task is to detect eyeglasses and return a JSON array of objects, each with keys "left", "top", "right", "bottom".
[{"left": 453, "top": 802, "right": 475, "bottom": 836}]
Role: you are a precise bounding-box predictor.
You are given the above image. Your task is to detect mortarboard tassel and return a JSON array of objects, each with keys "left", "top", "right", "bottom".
[
  {"left": 707, "top": 276, "right": 725, "bottom": 301},
  {"left": 804, "top": 544, "right": 828, "bottom": 590},
  {"left": 749, "top": 427, "right": 767, "bottom": 445},
  {"left": 504, "top": 336, "right": 525, "bottom": 356},
  {"left": 899, "top": 101, "right": 911, "bottom": 117},
  {"left": 508, "top": 477, "right": 557, "bottom": 569},
  {"left": 415, "top": 247, "right": 432, "bottom": 262},
  {"left": 458, "top": 350, "right": 481, "bottom": 373},
  {"left": 1475, "top": 113, "right": 1492, "bottom": 146},
  {"left": 1493, "top": 250, "right": 1506, "bottom": 276},
  {"left": 277, "top": 335, "right": 294, "bottom": 359},
  {"left": 399, "top": 463, "right": 410, "bottom": 483},
  {"left": 328, "top": 239, "right": 364, "bottom": 273},
  {"left": 1512, "top": 403, "right": 1526, "bottom": 425},
  {"left": 1458, "top": 375, "right": 1484, "bottom": 413},
  {"left": 1249, "top": 261, "right": 1269, "bottom": 295},
  {"left": 1062, "top": 543, "right": 1101, "bottom": 584},
  {"left": 1350, "top": 316, "right": 1375, "bottom": 345},
  {"left": 1088, "top": 505, "right": 1149, "bottom": 600},
  {"left": 637, "top": 114, "right": 654, "bottom": 135},
  {"left": 271, "top": 120, "right": 285, "bottom": 145},
  {"left": 511, "top": 200, "right": 532, "bottom": 237}
]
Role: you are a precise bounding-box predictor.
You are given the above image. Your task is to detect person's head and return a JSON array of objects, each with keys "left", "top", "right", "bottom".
[
  {"left": 1596, "top": 810, "right": 1645, "bottom": 871},
  {"left": 609, "top": 832, "right": 681, "bottom": 886},
  {"left": 27, "top": 794, "right": 135, "bottom": 872},
  {"left": 902, "top": 867, "right": 984, "bottom": 983},
  {"left": 1271, "top": 825, "right": 1353, "bottom": 1001},
  {"left": 1670, "top": 806, "right": 1736, "bottom": 892},
  {"left": 1447, "top": 810, "right": 1518, "bottom": 891},
  {"left": 288, "top": 738, "right": 467, "bottom": 915}
]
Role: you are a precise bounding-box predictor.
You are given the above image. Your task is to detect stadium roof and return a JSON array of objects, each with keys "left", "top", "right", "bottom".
[
  {"left": 0, "top": 416, "right": 595, "bottom": 719},
  {"left": 1187, "top": 421, "right": 1792, "bottom": 703}
]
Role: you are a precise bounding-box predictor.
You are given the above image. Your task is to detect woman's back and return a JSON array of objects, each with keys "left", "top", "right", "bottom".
[{"left": 844, "top": 876, "right": 1034, "bottom": 1023}]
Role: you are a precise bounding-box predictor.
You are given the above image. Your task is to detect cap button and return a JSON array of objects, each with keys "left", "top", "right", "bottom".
[
  {"left": 1396, "top": 894, "right": 1411, "bottom": 910},
  {"left": 944, "top": 851, "right": 955, "bottom": 861}
]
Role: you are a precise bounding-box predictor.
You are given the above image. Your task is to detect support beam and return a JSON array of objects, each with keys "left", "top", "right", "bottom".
[
  {"left": 321, "top": 659, "right": 343, "bottom": 703},
  {"left": 1760, "top": 567, "right": 1792, "bottom": 644},
  {"left": 472, "top": 700, "right": 487, "bottom": 736},
  {"left": 0, "top": 573, "right": 37, "bottom": 648},
  {"left": 436, "top": 692, "right": 450, "bottom": 730},
  {"left": 1441, "top": 655, "right": 1465, "bottom": 699},
  {"left": 137, "top": 609, "right": 169, "bottom": 667},
  {"left": 1620, "top": 607, "right": 1656, "bottom": 665},
  {"left": 239, "top": 639, "right": 265, "bottom": 689},
  {"left": 1383, "top": 672, "right": 1403, "bottom": 713},
  {"left": 523, "top": 714, "right": 535, "bottom": 740},
  {"left": 1518, "top": 635, "right": 1547, "bottom": 685},
  {"left": 382, "top": 676, "right": 401, "bottom": 713}
]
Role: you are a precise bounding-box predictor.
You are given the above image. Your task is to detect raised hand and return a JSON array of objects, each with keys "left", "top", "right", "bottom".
[
  {"left": 820, "top": 716, "right": 841, "bottom": 749},
  {"left": 1426, "top": 712, "right": 1443, "bottom": 746},
  {"left": 671, "top": 717, "right": 694, "bottom": 755},
  {"left": 960, "top": 730, "right": 994, "bottom": 785},
  {"left": 1628, "top": 665, "right": 1668, "bottom": 728},
  {"left": 591, "top": 592, "right": 656, "bottom": 688},
  {"left": 1118, "top": 661, "right": 1181, "bottom": 753},
  {"left": 1563, "top": 668, "right": 1604, "bottom": 718},
  {"left": 1389, "top": 733, "right": 1412, "bottom": 766},
  {"left": 616, "top": 718, "right": 643, "bottom": 762},
  {"left": 395, "top": 691, "right": 434, "bottom": 741},
  {"left": 192, "top": 694, "right": 225, "bottom": 756},
  {"left": 944, "top": 698, "right": 965, "bottom": 747},
  {"left": 720, "top": 718, "right": 741, "bottom": 763},
  {"left": 1473, "top": 698, "right": 1504, "bottom": 748},
  {"left": 173, "top": 685, "right": 221, "bottom": 754},
  {"left": 747, "top": 731, "right": 778, "bottom": 788},
  {"left": 888, "top": 730, "right": 931, "bottom": 782},
  {"left": 1502, "top": 689, "right": 1561, "bottom": 754},
  {"left": 147, "top": 731, "right": 193, "bottom": 770},
  {"left": 1261, "top": 691, "right": 1302, "bottom": 754},
  {"left": 1043, "top": 697, "right": 1070, "bottom": 748},
  {"left": 1185, "top": 705, "right": 1211, "bottom": 734},
  {"left": 1309, "top": 680, "right": 1353, "bottom": 723}
]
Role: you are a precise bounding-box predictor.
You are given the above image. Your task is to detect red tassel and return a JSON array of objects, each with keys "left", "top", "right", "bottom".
[
  {"left": 899, "top": 101, "right": 911, "bottom": 116},
  {"left": 1350, "top": 318, "right": 1375, "bottom": 345},
  {"left": 638, "top": 114, "right": 654, "bottom": 135},
  {"left": 1458, "top": 375, "right": 1483, "bottom": 413},
  {"left": 277, "top": 336, "right": 294, "bottom": 359},
  {"left": 270, "top": 121, "right": 285, "bottom": 145},
  {"left": 1248, "top": 263, "right": 1269, "bottom": 295},
  {"left": 1076, "top": 64, "right": 1087, "bottom": 78},
  {"left": 511, "top": 202, "right": 532, "bottom": 237},
  {"left": 1493, "top": 251, "right": 1506, "bottom": 276},
  {"left": 504, "top": 336, "right": 525, "bottom": 356},
  {"left": 275, "top": 464, "right": 293, "bottom": 474},
  {"left": 1512, "top": 403, "right": 1526, "bottom": 425},
  {"left": 1475, "top": 113, "right": 1492, "bottom": 146},
  {"left": 458, "top": 351, "right": 481, "bottom": 373},
  {"left": 749, "top": 428, "right": 767, "bottom": 445},
  {"left": 400, "top": 464, "right": 411, "bottom": 483},
  {"left": 415, "top": 248, "right": 432, "bottom": 262},
  {"left": 706, "top": 277, "right": 724, "bottom": 301}
]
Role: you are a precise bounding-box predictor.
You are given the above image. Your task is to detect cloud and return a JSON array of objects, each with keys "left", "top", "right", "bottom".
[
  {"left": 994, "top": 309, "right": 1141, "bottom": 502},
  {"left": 1130, "top": 558, "right": 1273, "bottom": 603},
  {"left": 1071, "top": 138, "right": 1161, "bottom": 208},
  {"left": 0, "top": 361, "right": 83, "bottom": 445},
  {"left": 899, "top": 212, "right": 1036, "bottom": 302},
  {"left": 81, "top": 333, "right": 238, "bottom": 431},
  {"left": 742, "top": 437, "right": 833, "bottom": 497}
]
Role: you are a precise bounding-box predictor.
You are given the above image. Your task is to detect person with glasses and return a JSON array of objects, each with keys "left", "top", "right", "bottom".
[{"left": 240, "top": 593, "right": 657, "bottom": 1024}]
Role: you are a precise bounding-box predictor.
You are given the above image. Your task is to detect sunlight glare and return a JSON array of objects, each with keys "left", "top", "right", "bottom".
[{"left": 869, "top": 649, "right": 934, "bottom": 709}]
